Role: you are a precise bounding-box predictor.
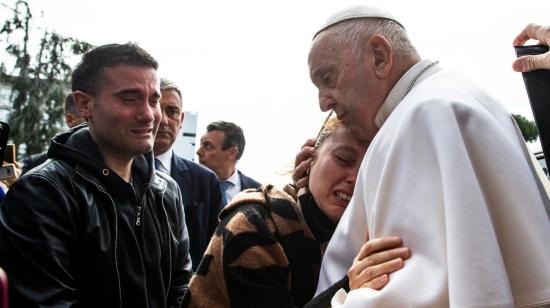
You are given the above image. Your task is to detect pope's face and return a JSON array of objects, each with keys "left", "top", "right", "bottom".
[{"left": 308, "top": 32, "right": 386, "bottom": 143}]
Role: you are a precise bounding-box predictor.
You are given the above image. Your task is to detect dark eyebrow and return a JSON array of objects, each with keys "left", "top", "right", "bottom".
[
  {"left": 165, "top": 105, "right": 181, "bottom": 112},
  {"left": 114, "top": 88, "right": 161, "bottom": 99},
  {"left": 114, "top": 88, "right": 142, "bottom": 97}
]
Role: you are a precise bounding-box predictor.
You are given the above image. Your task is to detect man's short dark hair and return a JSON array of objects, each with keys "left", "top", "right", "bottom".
[
  {"left": 207, "top": 121, "right": 246, "bottom": 160},
  {"left": 64, "top": 93, "right": 78, "bottom": 115},
  {"left": 71, "top": 42, "right": 159, "bottom": 97}
]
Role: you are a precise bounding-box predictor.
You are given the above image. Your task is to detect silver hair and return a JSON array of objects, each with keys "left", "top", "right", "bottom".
[
  {"left": 325, "top": 18, "right": 418, "bottom": 59},
  {"left": 160, "top": 78, "right": 182, "bottom": 101}
]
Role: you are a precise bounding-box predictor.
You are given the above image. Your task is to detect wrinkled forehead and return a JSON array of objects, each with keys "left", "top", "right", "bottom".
[
  {"left": 308, "top": 34, "right": 348, "bottom": 80},
  {"left": 308, "top": 31, "right": 335, "bottom": 65}
]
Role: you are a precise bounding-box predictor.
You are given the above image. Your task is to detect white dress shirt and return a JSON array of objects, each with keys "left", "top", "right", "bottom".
[
  {"left": 155, "top": 149, "right": 173, "bottom": 174},
  {"left": 223, "top": 170, "right": 242, "bottom": 204}
]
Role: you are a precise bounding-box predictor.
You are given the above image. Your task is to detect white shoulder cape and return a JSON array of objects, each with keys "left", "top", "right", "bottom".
[{"left": 316, "top": 68, "right": 550, "bottom": 307}]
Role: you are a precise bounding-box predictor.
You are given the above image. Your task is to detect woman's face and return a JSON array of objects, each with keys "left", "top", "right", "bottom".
[{"left": 308, "top": 126, "right": 367, "bottom": 223}]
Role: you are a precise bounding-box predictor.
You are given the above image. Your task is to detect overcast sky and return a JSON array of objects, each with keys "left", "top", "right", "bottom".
[{"left": 13, "top": 0, "right": 550, "bottom": 185}]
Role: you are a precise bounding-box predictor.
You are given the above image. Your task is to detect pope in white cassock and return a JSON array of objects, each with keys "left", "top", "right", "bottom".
[{"left": 308, "top": 5, "right": 550, "bottom": 308}]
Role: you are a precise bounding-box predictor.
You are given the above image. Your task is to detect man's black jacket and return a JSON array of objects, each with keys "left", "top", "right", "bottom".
[{"left": 0, "top": 126, "right": 192, "bottom": 307}]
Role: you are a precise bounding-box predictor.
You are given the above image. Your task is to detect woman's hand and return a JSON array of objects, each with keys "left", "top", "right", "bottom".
[
  {"left": 348, "top": 236, "right": 410, "bottom": 290},
  {"left": 292, "top": 138, "right": 315, "bottom": 189}
]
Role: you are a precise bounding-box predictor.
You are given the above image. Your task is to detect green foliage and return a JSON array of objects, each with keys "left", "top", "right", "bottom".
[
  {"left": 0, "top": 0, "right": 93, "bottom": 156},
  {"left": 513, "top": 113, "right": 539, "bottom": 143}
]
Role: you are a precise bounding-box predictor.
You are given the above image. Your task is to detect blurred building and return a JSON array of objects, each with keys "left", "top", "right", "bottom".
[{"left": 172, "top": 111, "right": 198, "bottom": 161}]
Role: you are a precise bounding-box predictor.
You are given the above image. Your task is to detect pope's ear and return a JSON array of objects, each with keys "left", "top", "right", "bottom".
[
  {"left": 368, "top": 34, "right": 393, "bottom": 78},
  {"left": 72, "top": 91, "right": 93, "bottom": 118}
]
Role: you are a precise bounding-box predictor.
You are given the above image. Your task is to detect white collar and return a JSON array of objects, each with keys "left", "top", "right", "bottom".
[
  {"left": 225, "top": 169, "right": 240, "bottom": 186},
  {"left": 374, "top": 59, "right": 440, "bottom": 128}
]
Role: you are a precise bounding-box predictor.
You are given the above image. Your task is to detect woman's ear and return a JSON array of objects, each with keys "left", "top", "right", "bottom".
[{"left": 367, "top": 34, "right": 393, "bottom": 78}]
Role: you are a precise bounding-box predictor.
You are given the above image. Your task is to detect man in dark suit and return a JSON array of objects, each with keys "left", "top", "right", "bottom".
[
  {"left": 153, "top": 79, "right": 223, "bottom": 271},
  {"left": 196, "top": 121, "right": 261, "bottom": 205}
]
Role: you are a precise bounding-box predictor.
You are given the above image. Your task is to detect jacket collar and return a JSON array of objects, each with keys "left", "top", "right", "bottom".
[{"left": 48, "top": 124, "right": 156, "bottom": 188}]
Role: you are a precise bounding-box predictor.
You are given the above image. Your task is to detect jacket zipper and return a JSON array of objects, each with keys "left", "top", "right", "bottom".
[
  {"left": 135, "top": 184, "right": 149, "bottom": 226},
  {"left": 135, "top": 205, "right": 142, "bottom": 226}
]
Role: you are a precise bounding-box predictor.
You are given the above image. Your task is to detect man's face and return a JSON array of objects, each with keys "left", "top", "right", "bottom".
[
  {"left": 196, "top": 130, "right": 233, "bottom": 176},
  {"left": 84, "top": 65, "right": 161, "bottom": 161},
  {"left": 308, "top": 32, "right": 386, "bottom": 142},
  {"left": 154, "top": 89, "right": 184, "bottom": 155}
]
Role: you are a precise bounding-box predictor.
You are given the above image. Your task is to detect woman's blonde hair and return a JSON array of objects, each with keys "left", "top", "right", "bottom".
[{"left": 314, "top": 116, "right": 342, "bottom": 150}]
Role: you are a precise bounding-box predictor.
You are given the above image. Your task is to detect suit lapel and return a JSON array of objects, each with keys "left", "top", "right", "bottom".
[
  {"left": 238, "top": 171, "right": 248, "bottom": 190},
  {"left": 170, "top": 152, "right": 190, "bottom": 193}
]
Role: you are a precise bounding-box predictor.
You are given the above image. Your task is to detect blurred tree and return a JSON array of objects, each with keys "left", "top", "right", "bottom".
[
  {"left": 0, "top": 0, "right": 92, "bottom": 156},
  {"left": 513, "top": 113, "right": 539, "bottom": 143}
]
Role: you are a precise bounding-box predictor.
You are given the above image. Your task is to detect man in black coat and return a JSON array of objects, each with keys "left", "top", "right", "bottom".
[
  {"left": 153, "top": 79, "right": 224, "bottom": 270},
  {"left": 0, "top": 43, "right": 192, "bottom": 307}
]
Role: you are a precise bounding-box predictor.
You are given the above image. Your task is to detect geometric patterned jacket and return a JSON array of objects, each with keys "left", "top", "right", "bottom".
[{"left": 183, "top": 184, "right": 336, "bottom": 308}]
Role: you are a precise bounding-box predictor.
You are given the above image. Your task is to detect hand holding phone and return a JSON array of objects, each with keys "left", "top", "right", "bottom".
[
  {"left": 0, "top": 122, "right": 10, "bottom": 164},
  {"left": 0, "top": 164, "right": 16, "bottom": 180},
  {"left": 3, "top": 144, "right": 15, "bottom": 164}
]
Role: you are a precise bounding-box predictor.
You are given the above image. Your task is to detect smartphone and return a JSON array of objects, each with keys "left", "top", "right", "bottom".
[
  {"left": 0, "top": 122, "right": 10, "bottom": 165},
  {"left": 515, "top": 45, "right": 550, "bottom": 161},
  {"left": 0, "top": 164, "right": 16, "bottom": 180},
  {"left": 3, "top": 144, "right": 15, "bottom": 163}
]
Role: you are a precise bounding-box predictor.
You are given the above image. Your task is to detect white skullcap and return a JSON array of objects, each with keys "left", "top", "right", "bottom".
[{"left": 314, "top": 5, "right": 403, "bottom": 39}]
